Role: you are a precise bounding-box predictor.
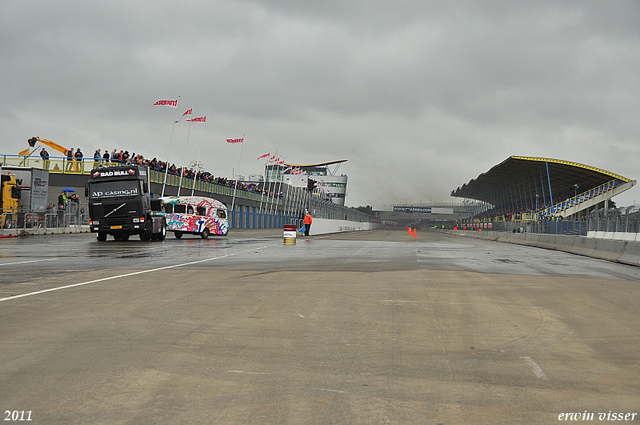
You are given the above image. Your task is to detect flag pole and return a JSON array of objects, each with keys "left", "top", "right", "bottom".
[
  {"left": 161, "top": 96, "right": 180, "bottom": 198},
  {"left": 230, "top": 135, "right": 245, "bottom": 218},
  {"left": 268, "top": 159, "right": 284, "bottom": 218},
  {"left": 284, "top": 175, "right": 292, "bottom": 224},
  {"left": 272, "top": 161, "right": 286, "bottom": 225},
  {"left": 265, "top": 157, "right": 275, "bottom": 220},
  {"left": 177, "top": 106, "right": 194, "bottom": 197},
  {"left": 191, "top": 114, "right": 207, "bottom": 196},
  {"left": 257, "top": 155, "right": 269, "bottom": 227}
]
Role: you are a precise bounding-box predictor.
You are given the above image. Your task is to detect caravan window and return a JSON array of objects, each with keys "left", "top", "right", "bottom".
[
  {"left": 174, "top": 204, "right": 186, "bottom": 214},
  {"left": 187, "top": 206, "right": 194, "bottom": 215},
  {"left": 162, "top": 204, "right": 173, "bottom": 214},
  {"left": 217, "top": 209, "right": 226, "bottom": 219},
  {"left": 197, "top": 206, "right": 207, "bottom": 216}
]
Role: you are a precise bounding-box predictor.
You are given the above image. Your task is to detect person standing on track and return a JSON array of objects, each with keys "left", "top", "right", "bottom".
[{"left": 303, "top": 210, "right": 312, "bottom": 236}]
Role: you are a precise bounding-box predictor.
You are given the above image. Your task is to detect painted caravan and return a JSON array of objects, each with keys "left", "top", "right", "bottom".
[{"left": 160, "top": 196, "right": 229, "bottom": 238}]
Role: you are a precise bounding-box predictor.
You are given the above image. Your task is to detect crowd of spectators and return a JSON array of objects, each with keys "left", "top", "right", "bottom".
[
  {"left": 90, "top": 148, "right": 283, "bottom": 198},
  {"left": 470, "top": 207, "right": 564, "bottom": 222}
]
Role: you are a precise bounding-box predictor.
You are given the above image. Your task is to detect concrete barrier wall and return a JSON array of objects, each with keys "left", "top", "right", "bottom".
[
  {"left": 450, "top": 230, "right": 640, "bottom": 267},
  {"left": 2, "top": 221, "right": 379, "bottom": 238},
  {"left": 310, "top": 219, "right": 379, "bottom": 235},
  {"left": 0, "top": 225, "right": 91, "bottom": 237},
  {"left": 619, "top": 243, "right": 640, "bottom": 267},
  {"left": 587, "top": 230, "right": 640, "bottom": 242}
]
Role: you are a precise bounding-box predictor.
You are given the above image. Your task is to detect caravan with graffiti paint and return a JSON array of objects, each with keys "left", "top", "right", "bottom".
[{"left": 159, "top": 196, "right": 229, "bottom": 239}]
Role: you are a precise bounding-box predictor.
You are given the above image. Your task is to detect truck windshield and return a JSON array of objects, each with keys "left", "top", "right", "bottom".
[{"left": 90, "top": 180, "right": 140, "bottom": 200}]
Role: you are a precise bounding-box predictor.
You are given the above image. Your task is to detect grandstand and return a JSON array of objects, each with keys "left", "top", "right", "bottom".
[
  {"left": 450, "top": 156, "right": 637, "bottom": 221},
  {"left": 265, "top": 160, "right": 348, "bottom": 206}
]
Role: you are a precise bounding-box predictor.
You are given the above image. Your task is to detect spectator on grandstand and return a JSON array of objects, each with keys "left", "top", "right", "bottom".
[
  {"left": 40, "top": 148, "right": 50, "bottom": 170},
  {"left": 65, "top": 148, "right": 74, "bottom": 171},
  {"left": 93, "top": 149, "right": 101, "bottom": 168},
  {"left": 72, "top": 148, "right": 83, "bottom": 172}
]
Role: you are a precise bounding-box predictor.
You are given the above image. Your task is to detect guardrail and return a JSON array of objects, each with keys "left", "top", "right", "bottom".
[{"left": 536, "top": 179, "right": 621, "bottom": 217}]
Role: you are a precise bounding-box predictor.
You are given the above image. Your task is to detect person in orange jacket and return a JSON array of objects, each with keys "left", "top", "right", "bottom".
[{"left": 303, "top": 210, "right": 312, "bottom": 236}]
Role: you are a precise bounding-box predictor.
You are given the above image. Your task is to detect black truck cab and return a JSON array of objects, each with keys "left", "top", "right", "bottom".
[{"left": 86, "top": 166, "right": 166, "bottom": 241}]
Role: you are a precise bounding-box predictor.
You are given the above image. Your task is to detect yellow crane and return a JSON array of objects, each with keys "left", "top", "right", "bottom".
[{"left": 23, "top": 137, "right": 69, "bottom": 156}]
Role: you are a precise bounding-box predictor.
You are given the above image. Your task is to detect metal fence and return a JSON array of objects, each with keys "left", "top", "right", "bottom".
[
  {"left": 1, "top": 202, "right": 89, "bottom": 232},
  {"left": 227, "top": 186, "right": 376, "bottom": 230},
  {"left": 489, "top": 219, "right": 588, "bottom": 236},
  {"left": 458, "top": 205, "right": 640, "bottom": 237},
  {"left": 588, "top": 205, "right": 640, "bottom": 233}
]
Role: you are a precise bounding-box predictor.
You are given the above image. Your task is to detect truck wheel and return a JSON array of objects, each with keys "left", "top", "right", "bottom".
[
  {"left": 157, "top": 220, "right": 167, "bottom": 241},
  {"left": 174, "top": 231, "right": 183, "bottom": 239},
  {"left": 151, "top": 220, "right": 166, "bottom": 241},
  {"left": 201, "top": 228, "right": 210, "bottom": 239},
  {"left": 97, "top": 232, "right": 107, "bottom": 241},
  {"left": 140, "top": 222, "right": 152, "bottom": 241}
]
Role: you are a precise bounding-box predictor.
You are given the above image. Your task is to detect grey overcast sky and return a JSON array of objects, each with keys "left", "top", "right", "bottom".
[{"left": 1, "top": 1, "right": 639, "bottom": 207}]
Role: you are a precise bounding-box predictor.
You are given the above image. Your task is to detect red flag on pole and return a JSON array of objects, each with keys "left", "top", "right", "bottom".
[
  {"left": 175, "top": 108, "right": 193, "bottom": 123},
  {"left": 187, "top": 116, "right": 206, "bottom": 123},
  {"left": 226, "top": 138, "right": 244, "bottom": 144},
  {"left": 257, "top": 152, "right": 270, "bottom": 160},
  {"left": 152, "top": 99, "right": 178, "bottom": 108}
]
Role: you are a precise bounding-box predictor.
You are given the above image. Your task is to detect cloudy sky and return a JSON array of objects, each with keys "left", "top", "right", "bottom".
[{"left": 1, "top": 0, "right": 639, "bottom": 207}]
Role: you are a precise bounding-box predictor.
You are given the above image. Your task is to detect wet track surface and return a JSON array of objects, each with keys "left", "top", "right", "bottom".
[
  {"left": 2, "top": 229, "right": 640, "bottom": 283},
  {"left": 1, "top": 229, "right": 639, "bottom": 424}
]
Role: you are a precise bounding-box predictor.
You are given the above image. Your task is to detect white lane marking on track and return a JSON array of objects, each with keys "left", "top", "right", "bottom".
[
  {"left": 0, "top": 258, "right": 58, "bottom": 266},
  {"left": 379, "top": 300, "right": 422, "bottom": 303},
  {"left": 227, "top": 370, "right": 270, "bottom": 375},
  {"left": 520, "top": 356, "right": 549, "bottom": 380},
  {"left": 316, "top": 388, "right": 347, "bottom": 394},
  {"left": 0, "top": 245, "right": 274, "bottom": 303}
]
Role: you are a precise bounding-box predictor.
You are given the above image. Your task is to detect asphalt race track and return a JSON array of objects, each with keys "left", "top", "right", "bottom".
[{"left": 1, "top": 229, "right": 639, "bottom": 424}]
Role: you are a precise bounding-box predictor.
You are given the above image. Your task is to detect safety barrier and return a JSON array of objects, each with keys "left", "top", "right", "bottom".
[
  {"left": 449, "top": 229, "right": 640, "bottom": 267},
  {"left": 1, "top": 205, "right": 90, "bottom": 236},
  {"left": 310, "top": 218, "right": 378, "bottom": 235}
]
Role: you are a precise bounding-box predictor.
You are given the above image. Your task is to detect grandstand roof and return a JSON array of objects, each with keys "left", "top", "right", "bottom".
[{"left": 451, "top": 156, "right": 632, "bottom": 207}]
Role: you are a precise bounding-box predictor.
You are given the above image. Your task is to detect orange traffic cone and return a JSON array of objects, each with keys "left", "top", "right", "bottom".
[
  {"left": 408, "top": 227, "right": 411, "bottom": 235},
  {"left": 412, "top": 228, "right": 417, "bottom": 238}
]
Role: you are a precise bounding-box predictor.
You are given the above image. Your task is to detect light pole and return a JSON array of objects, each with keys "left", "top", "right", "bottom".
[
  {"left": 574, "top": 184, "right": 580, "bottom": 221},
  {"left": 535, "top": 193, "right": 540, "bottom": 232}
]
